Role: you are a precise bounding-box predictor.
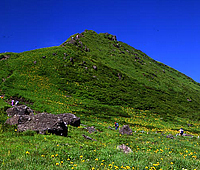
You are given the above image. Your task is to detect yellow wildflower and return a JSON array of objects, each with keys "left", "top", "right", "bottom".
[{"left": 26, "top": 151, "right": 30, "bottom": 155}]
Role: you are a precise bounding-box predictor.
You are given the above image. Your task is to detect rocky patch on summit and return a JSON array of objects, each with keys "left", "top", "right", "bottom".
[
  {"left": 104, "top": 33, "right": 117, "bottom": 41},
  {"left": 0, "top": 54, "right": 10, "bottom": 60}
]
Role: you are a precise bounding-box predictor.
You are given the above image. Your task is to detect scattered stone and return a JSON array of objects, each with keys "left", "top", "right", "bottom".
[
  {"left": 117, "top": 144, "right": 132, "bottom": 154},
  {"left": 70, "top": 57, "right": 74, "bottom": 64},
  {"left": 93, "top": 65, "right": 97, "bottom": 70},
  {"left": 86, "top": 126, "right": 97, "bottom": 133},
  {"left": 119, "top": 125, "right": 132, "bottom": 135},
  {"left": 82, "top": 134, "right": 96, "bottom": 141},
  {"left": 80, "top": 124, "right": 87, "bottom": 127},
  {"left": 117, "top": 73, "right": 121, "bottom": 80},
  {"left": 85, "top": 46, "right": 90, "bottom": 52},
  {"left": 108, "top": 126, "right": 115, "bottom": 130},
  {"left": 105, "top": 33, "right": 117, "bottom": 41},
  {"left": 183, "top": 133, "right": 193, "bottom": 137},
  {"left": 78, "top": 41, "right": 83, "bottom": 48},
  {"left": 166, "top": 134, "right": 174, "bottom": 139},
  {"left": 74, "top": 34, "right": 83, "bottom": 40},
  {"left": 113, "top": 43, "right": 120, "bottom": 48},
  {"left": 67, "top": 37, "right": 76, "bottom": 45},
  {"left": 135, "top": 56, "right": 140, "bottom": 60},
  {"left": 75, "top": 34, "right": 80, "bottom": 40}
]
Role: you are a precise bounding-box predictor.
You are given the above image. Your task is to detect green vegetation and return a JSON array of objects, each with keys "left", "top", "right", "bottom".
[{"left": 0, "top": 30, "right": 200, "bottom": 169}]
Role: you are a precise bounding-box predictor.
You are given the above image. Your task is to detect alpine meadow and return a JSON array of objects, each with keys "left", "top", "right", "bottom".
[{"left": 0, "top": 30, "right": 200, "bottom": 170}]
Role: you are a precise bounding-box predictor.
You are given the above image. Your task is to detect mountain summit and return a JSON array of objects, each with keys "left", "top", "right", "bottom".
[{"left": 0, "top": 30, "right": 200, "bottom": 120}]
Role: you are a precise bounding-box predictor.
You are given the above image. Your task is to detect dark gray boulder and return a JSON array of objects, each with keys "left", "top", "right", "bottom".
[
  {"left": 6, "top": 105, "right": 34, "bottom": 117},
  {"left": 5, "top": 115, "right": 20, "bottom": 125},
  {"left": 59, "top": 113, "right": 80, "bottom": 127},
  {"left": 119, "top": 125, "right": 132, "bottom": 135},
  {"left": 17, "top": 112, "right": 68, "bottom": 136},
  {"left": 5, "top": 105, "right": 80, "bottom": 136}
]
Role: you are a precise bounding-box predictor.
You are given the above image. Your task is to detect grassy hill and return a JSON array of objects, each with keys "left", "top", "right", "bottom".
[{"left": 0, "top": 30, "right": 200, "bottom": 169}]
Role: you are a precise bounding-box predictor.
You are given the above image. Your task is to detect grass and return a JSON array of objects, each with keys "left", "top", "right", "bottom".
[
  {"left": 1, "top": 109, "right": 200, "bottom": 169},
  {"left": 0, "top": 30, "right": 200, "bottom": 169}
]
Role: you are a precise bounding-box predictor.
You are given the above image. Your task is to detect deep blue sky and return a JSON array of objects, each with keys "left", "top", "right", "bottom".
[{"left": 1, "top": 0, "right": 200, "bottom": 82}]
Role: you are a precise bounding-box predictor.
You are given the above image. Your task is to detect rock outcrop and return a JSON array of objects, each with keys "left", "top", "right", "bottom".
[
  {"left": 5, "top": 106, "right": 80, "bottom": 136},
  {"left": 17, "top": 112, "right": 68, "bottom": 136},
  {"left": 6, "top": 105, "right": 34, "bottom": 117}
]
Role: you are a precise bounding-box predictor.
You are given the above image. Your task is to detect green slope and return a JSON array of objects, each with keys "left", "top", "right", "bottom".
[
  {"left": 1, "top": 30, "right": 200, "bottom": 170},
  {"left": 1, "top": 30, "right": 200, "bottom": 120}
]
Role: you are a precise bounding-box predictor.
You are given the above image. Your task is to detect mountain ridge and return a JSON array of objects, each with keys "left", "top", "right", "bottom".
[{"left": 0, "top": 30, "right": 200, "bottom": 120}]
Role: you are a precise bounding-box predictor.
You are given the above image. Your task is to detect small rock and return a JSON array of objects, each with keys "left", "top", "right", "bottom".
[
  {"left": 119, "top": 125, "right": 132, "bottom": 135},
  {"left": 117, "top": 144, "right": 132, "bottom": 154}
]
